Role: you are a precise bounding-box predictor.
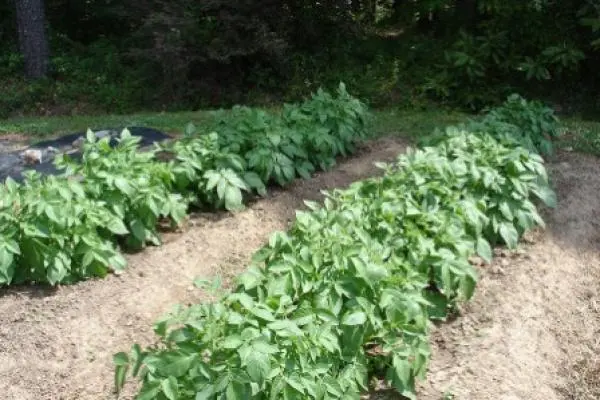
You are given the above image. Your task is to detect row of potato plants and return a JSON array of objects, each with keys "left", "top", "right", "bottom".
[
  {"left": 112, "top": 100, "right": 558, "bottom": 399},
  {"left": 0, "top": 83, "right": 369, "bottom": 285}
]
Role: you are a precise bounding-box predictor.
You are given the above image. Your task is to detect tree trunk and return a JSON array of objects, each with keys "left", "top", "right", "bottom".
[{"left": 14, "top": 0, "right": 50, "bottom": 79}]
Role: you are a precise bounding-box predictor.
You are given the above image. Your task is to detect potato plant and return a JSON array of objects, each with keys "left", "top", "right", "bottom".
[
  {"left": 167, "top": 132, "right": 263, "bottom": 211},
  {"left": 113, "top": 124, "right": 556, "bottom": 399},
  {"left": 0, "top": 173, "right": 126, "bottom": 285},
  {"left": 418, "top": 94, "right": 561, "bottom": 157},
  {"left": 0, "top": 84, "right": 369, "bottom": 285},
  {"left": 56, "top": 129, "right": 188, "bottom": 251},
  {"left": 476, "top": 94, "right": 560, "bottom": 156},
  {"left": 203, "top": 83, "right": 369, "bottom": 186}
]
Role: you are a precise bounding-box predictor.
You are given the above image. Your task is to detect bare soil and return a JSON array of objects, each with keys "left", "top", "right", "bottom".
[
  {"left": 0, "top": 137, "right": 408, "bottom": 400},
  {"left": 415, "top": 151, "right": 600, "bottom": 400},
  {"left": 1, "top": 141, "right": 599, "bottom": 400}
]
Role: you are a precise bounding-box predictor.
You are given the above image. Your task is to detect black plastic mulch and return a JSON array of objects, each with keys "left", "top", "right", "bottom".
[{"left": 0, "top": 127, "right": 172, "bottom": 182}]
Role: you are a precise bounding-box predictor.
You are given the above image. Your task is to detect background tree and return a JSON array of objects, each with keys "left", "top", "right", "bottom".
[
  {"left": 14, "top": 0, "right": 50, "bottom": 79},
  {"left": 1, "top": 0, "right": 600, "bottom": 116}
]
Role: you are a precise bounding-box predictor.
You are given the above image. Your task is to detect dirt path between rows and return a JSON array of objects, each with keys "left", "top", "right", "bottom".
[
  {"left": 0, "top": 137, "right": 409, "bottom": 400},
  {"left": 415, "top": 151, "right": 600, "bottom": 400}
]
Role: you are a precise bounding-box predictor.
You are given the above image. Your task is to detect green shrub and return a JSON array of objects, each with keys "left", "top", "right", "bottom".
[{"left": 168, "top": 132, "right": 262, "bottom": 211}]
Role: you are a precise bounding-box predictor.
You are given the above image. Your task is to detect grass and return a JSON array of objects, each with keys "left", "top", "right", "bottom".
[
  {"left": 1, "top": 107, "right": 599, "bottom": 157},
  {"left": 559, "top": 119, "right": 600, "bottom": 157},
  {"left": 0, "top": 110, "right": 215, "bottom": 140},
  {"left": 370, "top": 108, "right": 468, "bottom": 138},
  {"left": 0, "top": 106, "right": 471, "bottom": 145}
]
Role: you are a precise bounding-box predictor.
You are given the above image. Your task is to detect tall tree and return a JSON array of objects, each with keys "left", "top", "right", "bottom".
[{"left": 14, "top": 0, "right": 50, "bottom": 78}]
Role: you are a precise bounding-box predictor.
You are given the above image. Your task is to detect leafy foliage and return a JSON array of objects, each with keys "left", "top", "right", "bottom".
[
  {"left": 167, "top": 131, "right": 257, "bottom": 211},
  {"left": 6, "top": 0, "right": 600, "bottom": 115},
  {"left": 205, "top": 83, "right": 369, "bottom": 186},
  {"left": 411, "top": 128, "right": 556, "bottom": 249},
  {"left": 0, "top": 84, "right": 368, "bottom": 285},
  {"left": 56, "top": 129, "right": 188, "bottom": 251},
  {"left": 475, "top": 94, "right": 561, "bottom": 155},
  {"left": 421, "top": 94, "right": 561, "bottom": 156},
  {"left": 0, "top": 173, "right": 126, "bottom": 285},
  {"left": 113, "top": 101, "right": 556, "bottom": 399}
]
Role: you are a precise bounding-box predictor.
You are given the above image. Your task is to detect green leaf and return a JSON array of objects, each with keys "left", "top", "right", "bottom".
[
  {"left": 222, "top": 335, "right": 244, "bottom": 349},
  {"left": 267, "top": 320, "right": 304, "bottom": 337},
  {"left": 0, "top": 248, "right": 16, "bottom": 284},
  {"left": 460, "top": 275, "right": 477, "bottom": 300},
  {"left": 252, "top": 341, "right": 279, "bottom": 355},
  {"left": 499, "top": 202, "right": 513, "bottom": 220},
  {"left": 113, "top": 352, "right": 129, "bottom": 393},
  {"left": 114, "top": 364, "right": 128, "bottom": 394},
  {"left": 224, "top": 185, "right": 244, "bottom": 211},
  {"left": 106, "top": 217, "right": 129, "bottom": 235},
  {"left": 285, "top": 375, "right": 306, "bottom": 395},
  {"left": 2, "top": 239, "right": 20, "bottom": 255},
  {"left": 205, "top": 170, "right": 221, "bottom": 190},
  {"left": 162, "top": 354, "right": 197, "bottom": 377},
  {"left": 195, "top": 385, "right": 215, "bottom": 400},
  {"left": 113, "top": 352, "right": 129, "bottom": 366},
  {"left": 226, "top": 381, "right": 246, "bottom": 400},
  {"left": 250, "top": 306, "right": 276, "bottom": 322},
  {"left": 476, "top": 237, "right": 493, "bottom": 263},
  {"left": 532, "top": 184, "right": 557, "bottom": 208},
  {"left": 341, "top": 311, "right": 367, "bottom": 326},
  {"left": 392, "top": 355, "right": 413, "bottom": 390},
  {"left": 243, "top": 172, "right": 267, "bottom": 196},
  {"left": 114, "top": 177, "right": 134, "bottom": 196},
  {"left": 130, "top": 219, "right": 147, "bottom": 242},
  {"left": 246, "top": 351, "right": 271, "bottom": 384},
  {"left": 498, "top": 222, "right": 519, "bottom": 248},
  {"left": 138, "top": 386, "right": 162, "bottom": 400},
  {"left": 47, "top": 254, "right": 69, "bottom": 285},
  {"left": 44, "top": 205, "right": 60, "bottom": 224},
  {"left": 161, "top": 376, "right": 179, "bottom": 400},
  {"left": 223, "top": 169, "right": 248, "bottom": 190},
  {"left": 130, "top": 344, "right": 145, "bottom": 377}
]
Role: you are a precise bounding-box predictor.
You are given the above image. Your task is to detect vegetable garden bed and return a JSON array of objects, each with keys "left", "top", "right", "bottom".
[
  {"left": 112, "top": 95, "right": 561, "bottom": 399},
  {"left": 0, "top": 94, "right": 597, "bottom": 400},
  {"left": 0, "top": 83, "right": 369, "bottom": 285}
]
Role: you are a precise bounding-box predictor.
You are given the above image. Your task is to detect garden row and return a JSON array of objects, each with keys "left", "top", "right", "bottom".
[
  {"left": 0, "top": 83, "right": 369, "bottom": 285},
  {"left": 113, "top": 96, "right": 559, "bottom": 399}
]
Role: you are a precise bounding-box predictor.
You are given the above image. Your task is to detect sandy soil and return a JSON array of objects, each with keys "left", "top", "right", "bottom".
[
  {"left": 1, "top": 140, "right": 599, "bottom": 400},
  {"left": 415, "top": 151, "right": 600, "bottom": 400},
  {"left": 0, "top": 137, "right": 408, "bottom": 400}
]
